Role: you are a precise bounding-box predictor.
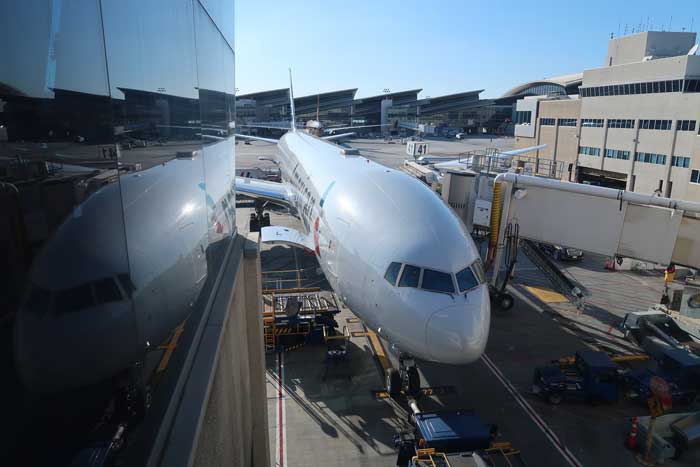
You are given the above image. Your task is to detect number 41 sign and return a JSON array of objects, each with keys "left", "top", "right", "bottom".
[{"left": 406, "top": 141, "right": 428, "bottom": 157}]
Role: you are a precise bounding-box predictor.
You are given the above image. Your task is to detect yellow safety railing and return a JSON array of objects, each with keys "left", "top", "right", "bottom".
[
  {"left": 412, "top": 448, "right": 451, "bottom": 467},
  {"left": 484, "top": 442, "right": 521, "bottom": 467}
]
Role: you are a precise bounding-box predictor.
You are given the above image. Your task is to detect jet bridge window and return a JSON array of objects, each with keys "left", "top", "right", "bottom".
[
  {"left": 421, "top": 269, "right": 455, "bottom": 294},
  {"left": 399, "top": 265, "right": 421, "bottom": 288},
  {"left": 456, "top": 266, "right": 479, "bottom": 293},
  {"left": 384, "top": 262, "right": 402, "bottom": 286}
]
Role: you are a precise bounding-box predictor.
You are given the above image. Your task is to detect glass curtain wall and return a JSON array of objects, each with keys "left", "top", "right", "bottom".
[{"left": 0, "top": 0, "right": 235, "bottom": 465}]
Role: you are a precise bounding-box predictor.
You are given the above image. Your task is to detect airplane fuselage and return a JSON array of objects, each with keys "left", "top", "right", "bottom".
[{"left": 274, "top": 131, "right": 490, "bottom": 364}]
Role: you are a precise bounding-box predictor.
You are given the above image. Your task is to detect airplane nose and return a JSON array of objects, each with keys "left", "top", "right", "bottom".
[{"left": 425, "top": 285, "right": 490, "bottom": 364}]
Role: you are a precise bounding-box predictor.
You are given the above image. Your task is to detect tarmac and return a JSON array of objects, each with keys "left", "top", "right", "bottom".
[{"left": 236, "top": 135, "right": 700, "bottom": 467}]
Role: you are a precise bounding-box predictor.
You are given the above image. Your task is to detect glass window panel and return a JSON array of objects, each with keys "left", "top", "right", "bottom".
[
  {"left": 384, "top": 262, "right": 402, "bottom": 286},
  {"left": 421, "top": 269, "right": 455, "bottom": 294},
  {"left": 54, "top": 284, "right": 95, "bottom": 314},
  {"left": 93, "top": 278, "right": 123, "bottom": 304},
  {"left": 199, "top": 0, "right": 234, "bottom": 47},
  {"left": 456, "top": 267, "right": 479, "bottom": 293},
  {"left": 399, "top": 265, "right": 421, "bottom": 288}
]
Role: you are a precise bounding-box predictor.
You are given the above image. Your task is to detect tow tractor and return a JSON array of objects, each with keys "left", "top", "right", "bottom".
[
  {"left": 386, "top": 357, "right": 524, "bottom": 466},
  {"left": 393, "top": 406, "right": 524, "bottom": 466},
  {"left": 626, "top": 347, "right": 700, "bottom": 406},
  {"left": 532, "top": 350, "right": 621, "bottom": 405}
]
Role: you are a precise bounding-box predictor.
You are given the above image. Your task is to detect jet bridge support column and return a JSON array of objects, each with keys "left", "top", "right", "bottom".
[{"left": 488, "top": 181, "right": 515, "bottom": 310}]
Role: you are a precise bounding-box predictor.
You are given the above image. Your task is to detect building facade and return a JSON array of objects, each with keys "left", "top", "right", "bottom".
[{"left": 516, "top": 31, "right": 700, "bottom": 201}]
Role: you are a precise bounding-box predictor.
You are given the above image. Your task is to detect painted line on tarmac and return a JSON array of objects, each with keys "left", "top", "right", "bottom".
[
  {"left": 275, "top": 352, "right": 288, "bottom": 467},
  {"left": 366, "top": 328, "right": 390, "bottom": 372},
  {"left": 481, "top": 353, "right": 583, "bottom": 467}
]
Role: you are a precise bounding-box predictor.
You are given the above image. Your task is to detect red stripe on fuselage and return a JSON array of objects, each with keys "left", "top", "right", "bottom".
[{"left": 313, "top": 217, "right": 321, "bottom": 257}]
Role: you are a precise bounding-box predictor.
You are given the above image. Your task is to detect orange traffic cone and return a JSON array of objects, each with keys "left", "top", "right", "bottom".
[{"left": 627, "top": 417, "right": 638, "bottom": 450}]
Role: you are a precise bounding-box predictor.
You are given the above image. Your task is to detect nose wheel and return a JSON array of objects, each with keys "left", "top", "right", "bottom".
[
  {"left": 249, "top": 201, "right": 271, "bottom": 232},
  {"left": 385, "top": 354, "right": 421, "bottom": 398},
  {"left": 490, "top": 287, "right": 515, "bottom": 311}
]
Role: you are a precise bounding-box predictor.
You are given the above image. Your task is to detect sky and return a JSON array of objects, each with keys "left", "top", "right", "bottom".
[{"left": 235, "top": 0, "right": 699, "bottom": 99}]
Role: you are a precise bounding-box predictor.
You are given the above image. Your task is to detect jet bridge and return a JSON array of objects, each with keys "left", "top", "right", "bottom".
[{"left": 488, "top": 173, "right": 700, "bottom": 297}]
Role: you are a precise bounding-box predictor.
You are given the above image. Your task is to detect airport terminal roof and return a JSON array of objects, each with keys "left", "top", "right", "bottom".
[
  {"left": 294, "top": 89, "right": 357, "bottom": 114},
  {"left": 236, "top": 88, "right": 357, "bottom": 111},
  {"left": 500, "top": 72, "right": 583, "bottom": 98},
  {"left": 353, "top": 89, "right": 422, "bottom": 105},
  {"left": 416, "top": 89, "right": 485, "bottom": 114}
]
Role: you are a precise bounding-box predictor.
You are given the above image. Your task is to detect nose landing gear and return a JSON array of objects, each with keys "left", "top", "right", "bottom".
[
  {"left": 490, "top": 288, "right": 515, "bottom": 311},
  {"left": 385, "top": 354, "right": 421, "bottom": 398},
  {"left": 249, "top": 201, "right": 271, "bottom": 232}
]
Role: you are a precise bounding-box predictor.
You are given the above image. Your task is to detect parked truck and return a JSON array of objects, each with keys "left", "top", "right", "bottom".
[{"left": 532, "top": 350, "right": 621, "bottom": 404}]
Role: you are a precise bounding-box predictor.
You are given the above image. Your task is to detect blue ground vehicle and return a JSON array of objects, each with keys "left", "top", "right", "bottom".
[
  {"left": 533, "top": 350, "right": 620, "bottom": 404},
  {"left": 394, "top": 409, "right": 501, "bottom": 466},
  {"left": 627, "top": 347, "right": 700, "bottom": 405}
]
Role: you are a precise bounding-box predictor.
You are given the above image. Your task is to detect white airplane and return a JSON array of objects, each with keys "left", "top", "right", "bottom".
[
  {"left": 14, "top": 140, "right": 236, "bottom": 410},
  {"left": 236, "top": 73, "right": 490, "bottom": 393}
]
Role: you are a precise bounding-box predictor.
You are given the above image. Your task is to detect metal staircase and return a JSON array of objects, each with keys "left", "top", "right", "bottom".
[{"left": 520, "top": 239, "right": 585, "bottom": 308}]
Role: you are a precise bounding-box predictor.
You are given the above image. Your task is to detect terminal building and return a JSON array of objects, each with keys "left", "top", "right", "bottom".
[
  {"left": 237, "top": 87, "right": 518, "bottom": 137},
  {"left": 515, "top": 31, "right": 700, "bottom": 201}
]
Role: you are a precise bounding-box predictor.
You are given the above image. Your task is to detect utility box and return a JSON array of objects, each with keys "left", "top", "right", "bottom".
[
  {"left": 441, "top": 170, "right": 476, "bottom": 231},
  {"left": 679, "top": 277, "right": 700, "bottom": 319},
  {"left": 473, "top": 200, "right": 492, "bottom": 228}
]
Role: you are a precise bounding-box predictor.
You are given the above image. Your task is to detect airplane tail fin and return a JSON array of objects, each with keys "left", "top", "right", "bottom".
[{"left": 288, "top": 68, "right": 296, "bottom": 132}]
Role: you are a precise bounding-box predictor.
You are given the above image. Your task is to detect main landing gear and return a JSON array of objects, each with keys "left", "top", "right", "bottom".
[
  {"left": 249, "top": 201, "right": 270, "bottom": 233},
  {"left": 386, "top": 354, "right": 421, "bottom": 398}
]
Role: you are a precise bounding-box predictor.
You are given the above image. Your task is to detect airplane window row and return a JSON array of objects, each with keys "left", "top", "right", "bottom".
[
  {"left": 384, "top": 261, "right": 484, "bottom": 294},
  {"left": 25, "top": 275, "right": 133, "bottom": 315}
]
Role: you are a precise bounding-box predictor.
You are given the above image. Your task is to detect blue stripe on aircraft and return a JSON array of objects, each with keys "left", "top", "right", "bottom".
[{"left": 319, "top": 181, "right": 336, "bottom": 208}]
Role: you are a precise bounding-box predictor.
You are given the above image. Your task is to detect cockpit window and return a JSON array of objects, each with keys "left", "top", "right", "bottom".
[
  {"left": 93, "top": 278, "right": 123, "bottom": 305},
  {"left": 384, "top": 262, "right": 402, "bottom": 286},
  {"left": 25, "top": 283, "right": 51, "bottom": 313},
  {"left": 117, "top": 273, "right": 135, "bottom": 298},
  {"left": 456, "top": 266, "right": 479, "bottom": 293},
  {"left": 53, "top": 284, "right": 95, "bottom": 314},
  {"left": 472, "top": 260, "right": 486, "bottom": 284},
  {"left": 421, "top": 269, "right": 455, "bottom": 294},
  {"left": 399, "top": 265, "right": 421, "bottom": 288}
]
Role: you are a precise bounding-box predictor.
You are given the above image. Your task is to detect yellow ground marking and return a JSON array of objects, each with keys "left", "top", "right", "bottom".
[
  {"left": 157, "top": 320, "right": 186, "bottom": 372},
  {"left": 346, "top": 317, "right": 360, "bottom": 323},
  {"left": 366, "top": 329, "right": 389, "bottom": 371},
  {"left": 524, "top": 285, "right": 568, "bottom": 303},
  {"left": 351, "top": 331, "right": 369, "bottom": 338}
]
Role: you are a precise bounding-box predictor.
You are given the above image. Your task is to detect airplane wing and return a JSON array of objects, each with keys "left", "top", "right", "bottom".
[
  {"left": 260, "top": 226, "right": 314, "bottom": 252},
  {"left": 239, "top": 121, "right": 291, "bottom": 130},
  {"left": 322, "top": 132, "right": 355, "bottom": 141},
  {"left": 235, "top": 176, "right": 294, "bottom": 208},
  {"left": 236, "top": 133, "right": 279, "bottom": 144},
  {"left": 324, "top": 123, "right": 389, "bottom": 132},
  {"left": 498, "top": 144, "right": 547, "bottom": 157}
]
